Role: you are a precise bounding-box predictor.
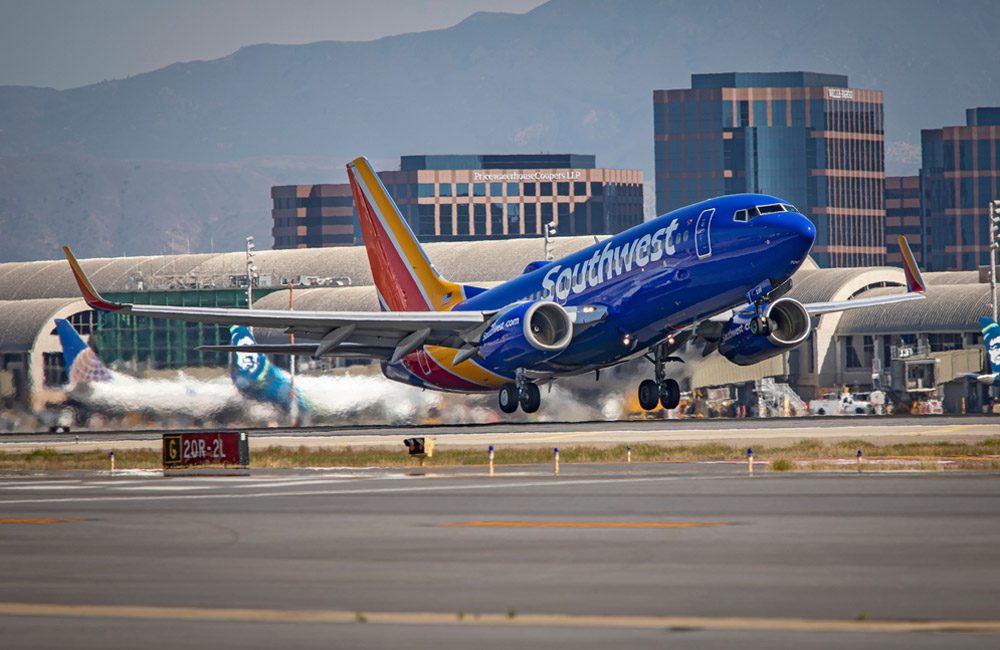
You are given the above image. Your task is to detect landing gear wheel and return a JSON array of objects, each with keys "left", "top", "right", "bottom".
[
  {"left": 519, "top": 382, "right": 541, "bottom": 414},
  {"left": 658, "top": 378, "right": 681, "bottom": 410},
  {"left": 498, "top": 383, "right": 519, "bottom": 414},
  {"left": 638, "top": 379, "right": 660, "bottom": 411}
]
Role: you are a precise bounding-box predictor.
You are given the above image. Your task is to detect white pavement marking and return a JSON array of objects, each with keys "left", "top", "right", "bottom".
[{"left": 0, "top": 475, "right": 696, "bottom": 505}]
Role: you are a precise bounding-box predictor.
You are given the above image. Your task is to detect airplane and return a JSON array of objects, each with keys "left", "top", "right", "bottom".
[
  {"left": 228, "top": 324, "right": 310, "bottom": 420},
  {"left": 52, "top": 318, "right": 247, "bottom": 421},
  {"left": 960, "top": 317, "right": 1000, "bottom": 386},
  {"left": 62, "top": 156, "right": 927, "bottom": 416},
  {"left": 227, "top": 324, "right": 441, "bottom": 422}
]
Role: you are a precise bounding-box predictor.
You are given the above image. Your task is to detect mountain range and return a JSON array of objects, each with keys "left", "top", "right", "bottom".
[{"left": 1, "top": 0, "right": 997, "bottom": 261}]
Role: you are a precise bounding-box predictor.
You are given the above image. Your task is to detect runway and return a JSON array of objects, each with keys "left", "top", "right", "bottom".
[
  {"left": 2, "top": 463, "right": 1000, "bottom": 648},
  {"left": 2, "top": 414, "right": 998, "bottom": 453}
]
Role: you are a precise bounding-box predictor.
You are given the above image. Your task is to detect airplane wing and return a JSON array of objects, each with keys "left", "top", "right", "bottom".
[
  {"left": 803, "top": 236, "right": 926, "bottom": 315},
  {"left": 197, "top": 342, "right": 395, "bottom": 360},
  {"left": 64, "top": 246, "right": 490, "bottom": 363},
  {"left": 64, "top": 247, "right": 606, "bottom": 364}
]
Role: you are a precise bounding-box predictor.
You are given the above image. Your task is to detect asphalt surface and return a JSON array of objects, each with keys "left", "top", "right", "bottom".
[
  {"left": 2, "top": 414, "right": 998, "bottom": 452},
  {"left": 2, "top": 463, "right": 1000, "bottom": 648}
]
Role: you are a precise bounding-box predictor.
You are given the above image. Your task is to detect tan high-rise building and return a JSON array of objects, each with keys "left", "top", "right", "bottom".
[
  {"left": 272, "top": 154, "right": 644, "bottom": 249},
  {"left": 654, "top": 72, "right": 885, "bottom": 267}
]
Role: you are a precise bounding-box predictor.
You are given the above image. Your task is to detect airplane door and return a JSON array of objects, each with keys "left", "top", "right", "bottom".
[{"left": 694, "top": 208, "right": 714, "bottom": 259}]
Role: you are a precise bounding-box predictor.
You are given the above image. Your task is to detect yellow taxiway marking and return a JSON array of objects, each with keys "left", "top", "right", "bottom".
[
  {"left": 439, "top": 521, "right": 727, "bottom": 529},
  {"left": 0, "top": 518, "right": 80, "bottom": 525},
  {"left": 0, "top": 602, "right": 999, "bottom": 634}
]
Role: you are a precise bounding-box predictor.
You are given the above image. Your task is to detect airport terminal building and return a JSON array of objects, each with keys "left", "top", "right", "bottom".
[
  {"left": 272, "top": 154, "right": 645, "bottom": 249},
  {"left": 0, "top": 238, "right": 995, "bottom": 415},
  {"left": 654, "top": 72, "right": 886, "bottom": 268}
]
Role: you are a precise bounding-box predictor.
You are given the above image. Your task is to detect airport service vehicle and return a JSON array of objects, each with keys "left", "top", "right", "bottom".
[
  {"left": 960, "top": 317, "right": 1000, "bottom": 387},
  {"left": 808, "top": 391, "right": 872, "bottom": 416},
  {"left": 52, "top": 318, "right": 244, "bottom": 421},
  {"left": 63, "top": 156, "right": 927, "bottom": 415}
]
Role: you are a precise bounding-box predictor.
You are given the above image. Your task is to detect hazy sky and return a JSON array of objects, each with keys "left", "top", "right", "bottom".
[{"left": 0, "top": 0, "right": 545, "bottom": 89}]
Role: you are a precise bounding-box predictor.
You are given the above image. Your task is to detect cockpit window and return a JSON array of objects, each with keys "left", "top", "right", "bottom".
[{"left": 734, "top": 203, "right": 795, "bottom": 223}]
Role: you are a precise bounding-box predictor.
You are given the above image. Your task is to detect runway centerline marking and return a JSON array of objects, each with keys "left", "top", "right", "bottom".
[
  {"left": 0, "top": 518, "right": 81, "bottom": 525},
  {"left": 0, "top": 602, "right": 998, "bottom": 634},
  {"left": 439, "top": 521, "right": 728, "bottom": 529}
]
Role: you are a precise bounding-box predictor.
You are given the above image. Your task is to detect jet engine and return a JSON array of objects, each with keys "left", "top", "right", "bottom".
[
  {"left": 478, "top": 301, "right": 573, "bottom": 367},
  {"left": 718, "top": 297, "right": 811, "bottom": 366}
]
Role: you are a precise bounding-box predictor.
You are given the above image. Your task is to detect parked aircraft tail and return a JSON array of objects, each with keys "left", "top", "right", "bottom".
[
  {"left": 54, "top": 319, "right": 113, "bottom": 384},
  {"left": 228, "top": 325, "right": 308, "bottom": 414},
  {"left": 981, "top": 317, "right": 1000, "bottom": 374},
  {"left": 346, "top": 156, "right": 486, "bottom": 312}
]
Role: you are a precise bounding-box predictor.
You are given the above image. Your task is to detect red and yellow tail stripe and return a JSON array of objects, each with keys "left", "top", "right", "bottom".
[
  {"left": 63, "top": 247, "right": 125, "bottom": 312},
  {"left": 347, "top": 157, "right": 465, "bottom": 312},
  {"left": 897, "top": 236, "right": 926, "bottom": 293}
]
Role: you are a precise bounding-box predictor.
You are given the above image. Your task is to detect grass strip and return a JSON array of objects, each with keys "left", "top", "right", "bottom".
[{"left": 2, "top": 438, "right": 1000, "bottom": 471}]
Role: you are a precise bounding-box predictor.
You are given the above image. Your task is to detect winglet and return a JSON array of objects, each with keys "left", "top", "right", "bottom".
[
  {"left": 62, "top": 246, "right": 126, "bottom": 311},
  {"left": 897, "top": 236, "right": 926, "bottom": 293}
]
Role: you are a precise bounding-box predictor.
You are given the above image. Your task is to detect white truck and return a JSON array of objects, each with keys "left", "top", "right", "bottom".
[{"left": 809, "top": 391, "right": 872, "bottom": 416}]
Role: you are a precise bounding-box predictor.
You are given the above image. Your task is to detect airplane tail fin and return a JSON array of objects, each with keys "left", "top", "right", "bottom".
[
  {"left": 346, "top": 156, "right": 479, "bottom": 312},
  {"left": 980, "top": 317, "right": 1000, "bottom": 374},
  {"left": 54, "top": 319, "right": 112, "bottom": 384},
  {"left": 897, "top": 235, "right": 926, "bottom": 293},
  {"left": 228, "top": 325, "right": 307, "bottom": 414},
  {"left": 228, "top": 325, "right": 271, "bottom": 388}
]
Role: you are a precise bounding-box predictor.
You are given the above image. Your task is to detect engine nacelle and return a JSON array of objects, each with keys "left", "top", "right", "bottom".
[
  {"left": 718, "top": 297, "right": 811, "bottom": 366},
  {"left": 478, "top": 301, "right": 573, "bottom": 368}
]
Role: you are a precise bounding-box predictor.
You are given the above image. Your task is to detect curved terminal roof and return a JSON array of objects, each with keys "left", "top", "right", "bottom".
[
  {"left": 836, "top": 284, "right": 993, "bottom": 335},
  {"left": 0, "top": 237, "right": 599, "bottom": 301},
  {"left": 785, "top": 266, "right": 904, "bottom": 304},
  {"left": 923, "top": 271, "right": 981, "bottom": 285},
  {"left": 0, "top": 297, "right": 87, "bottom": 352}
]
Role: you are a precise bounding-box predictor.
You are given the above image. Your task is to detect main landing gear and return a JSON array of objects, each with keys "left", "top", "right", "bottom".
[
  {"left": 637, "top": 342, "right": 681, "bottom": 411},
  {"left": 748, "top": 299, "right": 772, "bottom": 337},
  {"left": 498, "top": 371, "right": 541, "bottom": 414}
]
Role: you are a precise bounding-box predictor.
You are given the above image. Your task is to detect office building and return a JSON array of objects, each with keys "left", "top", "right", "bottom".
[
  {"left": 272, "top": 154, "right": 644, "bottom": 249},
  {"left": 884, "top": 176, "right": 922, "bottom": 265},
  {"left": 654, "top": 72, "right": 885, "bottom": 267},
  {"left": 920, "top": 107, "right": 1000, "bottom": 270}
]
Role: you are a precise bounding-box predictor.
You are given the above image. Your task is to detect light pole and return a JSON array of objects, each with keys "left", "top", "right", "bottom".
[
  {"left": 543, "top": 221, "right": 557, "bottom": 261},
  {"left": 990, "top": 200, "right": 1000, "bottom": 323},
  {"left": 287, "top": 279, "right": 298, "bottom": 426},
  {"left": 245, "top": 236, "right": 257, "bottom": 311}
]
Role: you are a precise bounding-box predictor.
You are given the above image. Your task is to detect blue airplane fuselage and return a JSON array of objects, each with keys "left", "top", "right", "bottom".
[{"left": 385, "top": 193, "right": 816, "bottom": 387}]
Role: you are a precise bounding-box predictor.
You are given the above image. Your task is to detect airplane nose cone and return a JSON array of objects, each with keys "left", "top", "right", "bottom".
[
  {"left": 756, "top": 211, "right": 815, "bottom": 254},
  {"left": 787, "top": 212, "right": 816, "bottom": 252},
  {"left": 753, "top": 211, "right": 816, "bottom": 279}
]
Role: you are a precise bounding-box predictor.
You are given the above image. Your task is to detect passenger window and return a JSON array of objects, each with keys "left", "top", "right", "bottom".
[{"left": 734, "top": 209, "right": 748, "bottom": 222}]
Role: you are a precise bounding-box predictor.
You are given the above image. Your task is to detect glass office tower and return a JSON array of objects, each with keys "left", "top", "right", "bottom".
[
  {"left": 920, "top": 107, "right": 1000, "bottom": 271},
  {"left": 654, "top": 72, "right": 885, "bottom": 267}
]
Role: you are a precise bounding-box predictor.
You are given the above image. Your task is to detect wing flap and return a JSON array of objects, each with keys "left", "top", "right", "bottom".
[{"left": 198, "top": 343, "right": 395, "bottom": 359}]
